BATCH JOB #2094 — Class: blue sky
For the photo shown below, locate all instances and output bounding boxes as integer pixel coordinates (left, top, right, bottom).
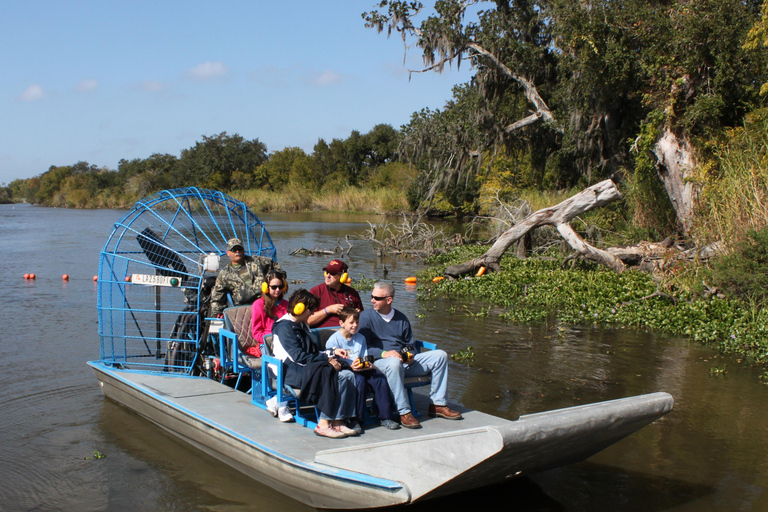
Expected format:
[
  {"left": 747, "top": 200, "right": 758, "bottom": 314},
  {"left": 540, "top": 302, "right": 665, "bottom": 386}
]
[{"left": 0, "top": 1, "right": 472, "bottom": 185}]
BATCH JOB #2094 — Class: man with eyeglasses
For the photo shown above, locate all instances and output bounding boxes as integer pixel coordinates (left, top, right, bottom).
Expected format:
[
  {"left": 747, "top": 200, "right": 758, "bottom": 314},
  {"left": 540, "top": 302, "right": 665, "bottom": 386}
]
[
  {"left": 210, "top": 238, "right": 284, "bottom": 317},
  {"left": 359, "top": 281, "right": 462, "bottom": 429},
  {"left": 308, "top": 259, "right": 364, "bottom": 328}
]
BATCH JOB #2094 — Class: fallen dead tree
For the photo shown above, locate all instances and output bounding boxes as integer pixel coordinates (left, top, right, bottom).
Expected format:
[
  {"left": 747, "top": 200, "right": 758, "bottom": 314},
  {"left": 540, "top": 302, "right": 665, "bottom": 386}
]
[
  {"left": 446, "top": 179, "right": 626, "bottom": 277},
  {"left": 446, "top": 179, "right": 726, "bottom": 278},
  {"left": 362, "top": 215, "right": 461, "bottom": 258}
]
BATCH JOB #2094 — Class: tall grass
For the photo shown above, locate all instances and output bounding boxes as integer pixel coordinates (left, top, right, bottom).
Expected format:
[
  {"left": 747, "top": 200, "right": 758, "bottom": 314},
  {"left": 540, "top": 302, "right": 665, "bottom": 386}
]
[
  {"left": 699, "top": 113, "right": 768, "bottom": 245},
  {"left": 230, "top": 186, "right": 408, "bottom": 214}
]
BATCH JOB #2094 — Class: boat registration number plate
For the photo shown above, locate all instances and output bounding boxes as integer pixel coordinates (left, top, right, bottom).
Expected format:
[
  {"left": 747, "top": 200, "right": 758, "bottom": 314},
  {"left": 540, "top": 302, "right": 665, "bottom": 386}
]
[{"left": 131, "top": 274, "right": 181, "bottom": 287}]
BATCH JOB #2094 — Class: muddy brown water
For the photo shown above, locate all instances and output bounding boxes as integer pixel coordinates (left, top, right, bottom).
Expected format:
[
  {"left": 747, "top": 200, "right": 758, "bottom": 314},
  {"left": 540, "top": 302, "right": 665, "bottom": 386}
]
[{"left": 1, "top": 203, "right": 766, "bottom": 511}]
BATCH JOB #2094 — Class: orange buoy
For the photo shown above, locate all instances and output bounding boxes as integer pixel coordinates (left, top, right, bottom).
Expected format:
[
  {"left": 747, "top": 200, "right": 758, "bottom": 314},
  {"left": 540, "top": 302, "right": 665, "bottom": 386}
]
[
  {"left": 125, "top": 276, "right": 131, "bottom": 282},
  {"left": 93, "top": 275, "right": 98, "bottom": 282},
  {"left": 29, "top": 273, "right": 36, "bottom": 280},
  {"left": 62, "top": 274, "right": 69, "bottom": 281},
  {"left": 476, "top": 266, "right": 486, "bottom": 277},
  {"left": 405, "top": 277, "right": 417, "bottom": 284},
  {"left": 432, "top": 276, "right": 444, "bottom": 283},
  {"left": 24, "top": 274, "right": 30, "bottom": 279}
]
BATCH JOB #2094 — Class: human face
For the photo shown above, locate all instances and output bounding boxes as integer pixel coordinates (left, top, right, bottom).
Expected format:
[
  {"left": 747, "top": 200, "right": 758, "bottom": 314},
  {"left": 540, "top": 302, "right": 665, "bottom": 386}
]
[
  {"left": 370, "top": 288, "right": 392, "bottom": 313},
  {"left": 227, "top": 246, "right": 245, "bottom": 265},
  {"left": 340, "top": 315, "right": 359, "bottom": 336},
  {"left": 268, "top": 278, "right": 283, "bottom": 298},
  {"left": 324, "top": 269, "right": 343, "bottom": 290}
]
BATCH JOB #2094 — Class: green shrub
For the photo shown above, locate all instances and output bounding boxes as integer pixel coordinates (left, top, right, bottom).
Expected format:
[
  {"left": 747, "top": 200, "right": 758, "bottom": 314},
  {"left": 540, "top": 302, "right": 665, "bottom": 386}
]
[{"left": 713, "top": 228, "right": 768, "bottom": 302}]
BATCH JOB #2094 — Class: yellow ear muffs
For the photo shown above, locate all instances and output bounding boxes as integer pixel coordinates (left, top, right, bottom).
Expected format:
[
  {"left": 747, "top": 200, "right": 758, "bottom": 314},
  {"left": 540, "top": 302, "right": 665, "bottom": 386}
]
[
  {"left": 261, "top": 282, "right": 269, "bottom": 294},
  {"left": 323, "top": 271, "right": 328, "bottom": 277},
  {"left": 340, "top": 272, "right": 349, "bottom": 284},
  {"left": 293, "top": 302, "right": 306, "bottom": 316}
]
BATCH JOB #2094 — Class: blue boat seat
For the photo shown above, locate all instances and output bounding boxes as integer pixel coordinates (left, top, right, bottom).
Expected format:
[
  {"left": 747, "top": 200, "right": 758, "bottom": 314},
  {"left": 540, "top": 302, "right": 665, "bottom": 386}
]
[
  {"left": 218, "top": 305, "right": 261, "bottom": 393},
  {"left": 258, "top": 333, "right": 319, "bottom": 429}
]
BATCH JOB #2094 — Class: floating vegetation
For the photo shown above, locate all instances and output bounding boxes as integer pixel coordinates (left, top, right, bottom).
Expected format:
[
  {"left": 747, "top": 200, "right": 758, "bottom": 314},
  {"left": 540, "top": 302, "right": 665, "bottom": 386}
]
[
  {"left": 451, "top": 346, "right": 475, "bottom": 363},
  {"left": 420, "top": 247, "right": 768, "bottom": 375}
]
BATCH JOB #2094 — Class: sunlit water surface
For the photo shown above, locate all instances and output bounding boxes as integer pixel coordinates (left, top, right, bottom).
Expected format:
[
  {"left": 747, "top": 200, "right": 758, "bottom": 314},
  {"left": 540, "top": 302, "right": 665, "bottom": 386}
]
[{"left": 1, "top": 203, "right": 767, "bottom": 511}]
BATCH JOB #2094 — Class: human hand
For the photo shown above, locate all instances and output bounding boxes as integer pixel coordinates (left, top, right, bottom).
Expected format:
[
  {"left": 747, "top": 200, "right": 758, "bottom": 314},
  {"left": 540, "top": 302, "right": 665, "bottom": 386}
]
[
  {"left": 328, "top": 304, "right": 344, "bottom": 315},
  {"left": 351, "top": 359, "right": 363, "bottom": 371},
  {"left": 383, "top": 350, "right": 402, "bottom": 362},
  {"left": 329, "top": 358, "right": 342, "bottom": 371},
  {"left": 334, "top": 348, "right": 348, "bottom": 359}
]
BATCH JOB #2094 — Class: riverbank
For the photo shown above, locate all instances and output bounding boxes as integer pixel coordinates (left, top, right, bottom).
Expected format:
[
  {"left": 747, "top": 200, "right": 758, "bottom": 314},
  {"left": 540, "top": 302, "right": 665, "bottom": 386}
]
[
  {"left": 422, "top": 245, "right": 768, "bottom": 379},
  {"left": 9, "top": 185, "right": 411, "bottom": 214}
]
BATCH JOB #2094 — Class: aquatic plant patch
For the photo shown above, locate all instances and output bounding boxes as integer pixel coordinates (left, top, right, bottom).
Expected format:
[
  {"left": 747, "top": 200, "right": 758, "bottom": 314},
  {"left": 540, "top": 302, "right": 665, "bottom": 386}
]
[{"left": 421, "top": 249, "right": 768, "bottom": 370}]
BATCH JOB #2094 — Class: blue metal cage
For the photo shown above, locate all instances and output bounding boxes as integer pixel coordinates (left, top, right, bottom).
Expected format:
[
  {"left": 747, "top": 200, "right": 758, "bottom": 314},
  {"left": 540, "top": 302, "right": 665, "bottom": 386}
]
[{"left": 97, "top": 188, "right": 276, "bottom": 374}]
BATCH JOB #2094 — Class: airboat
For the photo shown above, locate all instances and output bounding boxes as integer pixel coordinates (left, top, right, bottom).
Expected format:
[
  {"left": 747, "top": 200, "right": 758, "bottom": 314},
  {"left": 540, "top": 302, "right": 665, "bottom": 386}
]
[{"left": 88, "top": 187, "right": 674, "bottom": 510}]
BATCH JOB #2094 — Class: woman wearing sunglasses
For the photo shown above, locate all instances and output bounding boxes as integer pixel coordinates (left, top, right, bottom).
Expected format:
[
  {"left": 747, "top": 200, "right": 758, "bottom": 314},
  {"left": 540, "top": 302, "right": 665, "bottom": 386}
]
[{"left": 250, "top": 271, "right": 289, "bottom": 351}]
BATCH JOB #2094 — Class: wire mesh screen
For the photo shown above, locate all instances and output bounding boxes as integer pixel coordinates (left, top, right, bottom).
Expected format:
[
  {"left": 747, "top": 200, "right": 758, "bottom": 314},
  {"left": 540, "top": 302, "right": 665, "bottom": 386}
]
[{"left": 97, "top": 188, "right": 276, "bottom": 373}]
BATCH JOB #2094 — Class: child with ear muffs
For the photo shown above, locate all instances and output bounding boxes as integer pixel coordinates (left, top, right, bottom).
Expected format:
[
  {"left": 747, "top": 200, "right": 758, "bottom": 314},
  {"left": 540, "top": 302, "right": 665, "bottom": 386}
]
[
  {"left": 250, "top": 271, "right": 289, "bottom": 350},
  {"left": 271, "top": 289, "right": 359, "bottom": 438}
]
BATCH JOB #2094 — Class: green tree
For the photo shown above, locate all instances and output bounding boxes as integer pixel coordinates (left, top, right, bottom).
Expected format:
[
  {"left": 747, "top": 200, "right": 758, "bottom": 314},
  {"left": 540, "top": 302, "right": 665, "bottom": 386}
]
[
  {"left": 176, "top": 132, "right": 267, "bottom": 190},
  {"left": 366, "top": 0, "right": 768, "bottom": 231},
  {"left": 254, "top": 147, "right": 313, "bottom": 190}
]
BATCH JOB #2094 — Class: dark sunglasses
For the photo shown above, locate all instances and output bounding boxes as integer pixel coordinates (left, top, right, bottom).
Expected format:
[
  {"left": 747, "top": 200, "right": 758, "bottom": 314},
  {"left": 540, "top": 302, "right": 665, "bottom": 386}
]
[
  {"left": 228, "top": 247, "right": 244, "bottom": 253},
  {"left": 371, "top": 294, "right": 390, "bottom": 301},
  {"left": 269, "top": 284, "right": 283, "bottom": 290}
]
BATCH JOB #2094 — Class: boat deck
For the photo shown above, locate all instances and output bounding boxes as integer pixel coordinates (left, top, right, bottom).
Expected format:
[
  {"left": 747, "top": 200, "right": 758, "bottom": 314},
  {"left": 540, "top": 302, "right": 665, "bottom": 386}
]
[
  {"left": 90, "top": 361, "right": 674, "bottom": 509},
  {"left": 107, "top": 364, "right": 513, "bottom": 457}
]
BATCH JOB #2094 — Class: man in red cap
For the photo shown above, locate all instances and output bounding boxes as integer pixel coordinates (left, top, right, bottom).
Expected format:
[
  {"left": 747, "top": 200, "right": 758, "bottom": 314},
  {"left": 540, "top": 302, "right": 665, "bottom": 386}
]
[{"left": 308, "top": 259, "right": 364, "bottom": 328}]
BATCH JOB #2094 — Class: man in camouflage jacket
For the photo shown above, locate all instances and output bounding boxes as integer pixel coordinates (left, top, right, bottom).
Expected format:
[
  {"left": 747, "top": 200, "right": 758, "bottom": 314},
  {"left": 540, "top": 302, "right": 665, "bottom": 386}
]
[{"left": 210, "top": 238, "right": 285, "bottom": 317}]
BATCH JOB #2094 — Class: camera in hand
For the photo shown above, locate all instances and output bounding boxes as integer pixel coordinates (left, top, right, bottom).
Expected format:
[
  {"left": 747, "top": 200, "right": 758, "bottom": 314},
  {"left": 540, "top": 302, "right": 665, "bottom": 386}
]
[
  {"left": 356, "top": 355, "right": 375, "bottom": 369},
  {"left": 399, "top": 345, "right": 416, "bottom": 362}
]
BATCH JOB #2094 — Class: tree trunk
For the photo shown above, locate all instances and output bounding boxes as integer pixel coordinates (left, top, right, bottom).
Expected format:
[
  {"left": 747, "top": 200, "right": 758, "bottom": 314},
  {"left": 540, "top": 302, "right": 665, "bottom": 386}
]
[
  {"left": 653, "top": 128, "right": 698, "bottom": 232},
  {"left": 445, "top": 179, "right": 626, "bottom": 277}
]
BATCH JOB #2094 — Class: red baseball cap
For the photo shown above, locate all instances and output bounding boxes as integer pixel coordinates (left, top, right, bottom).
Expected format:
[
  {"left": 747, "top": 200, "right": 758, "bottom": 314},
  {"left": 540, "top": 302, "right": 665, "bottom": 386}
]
[{"left": 323, "top": 259, "right": 348, "bottom": 274}]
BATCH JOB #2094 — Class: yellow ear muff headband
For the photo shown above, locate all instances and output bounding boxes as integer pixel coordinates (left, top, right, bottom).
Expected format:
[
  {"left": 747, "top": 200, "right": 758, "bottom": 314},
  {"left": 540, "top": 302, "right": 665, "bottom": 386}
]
[
  {"left": 262, "top": 278, "right": 289, "bottom": 294},
  {"left": 324, "top": 270, "right": 350, "bottom": 284},
  {"left": 293, "top": 302, "right": 306, "bottom": 316}
]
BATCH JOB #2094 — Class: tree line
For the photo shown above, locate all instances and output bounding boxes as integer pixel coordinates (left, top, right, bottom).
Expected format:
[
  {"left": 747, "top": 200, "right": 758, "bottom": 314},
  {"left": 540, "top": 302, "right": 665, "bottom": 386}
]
[{"left": 0, "top": 124, "right": 404, "bottom": 208}]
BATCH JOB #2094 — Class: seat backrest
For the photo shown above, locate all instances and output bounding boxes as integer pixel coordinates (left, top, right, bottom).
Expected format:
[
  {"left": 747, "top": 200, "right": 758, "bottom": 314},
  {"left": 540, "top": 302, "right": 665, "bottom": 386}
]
[
  {"left": 312, "top": 327, "right": 340, "bottom": 349},
  {"left": 263, "top": 334, "right": 274, "bottom": 355},
  {"left": 223, "top": 305, "right": 255, "bottom": 350}
]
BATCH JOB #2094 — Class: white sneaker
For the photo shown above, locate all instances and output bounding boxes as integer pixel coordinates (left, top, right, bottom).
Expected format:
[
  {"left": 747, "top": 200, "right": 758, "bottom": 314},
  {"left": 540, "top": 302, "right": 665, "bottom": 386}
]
[
  {"left": 265, "top": 396, "right": 278, "bottom": 417},
  {"left": 277, "top": 404, "right": 294, "bottom": 422}
]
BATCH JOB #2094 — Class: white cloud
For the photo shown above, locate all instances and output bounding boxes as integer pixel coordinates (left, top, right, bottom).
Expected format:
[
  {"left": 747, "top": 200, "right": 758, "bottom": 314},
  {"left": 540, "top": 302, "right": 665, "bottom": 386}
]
[
  {"left": 76, "top": 79, "right": 98, "bottom": 92},
  {"left": 308, "top": 70, "right": 342, "bottom": 86},
  {"left": 134, "top": 81, "right": 167, "bottom": 92},
  {"left": 186, "top": 61, "right": 229, "bottom": 81},
  {"left": 19, "top": 84, "right": 45, "bottom": 102}
]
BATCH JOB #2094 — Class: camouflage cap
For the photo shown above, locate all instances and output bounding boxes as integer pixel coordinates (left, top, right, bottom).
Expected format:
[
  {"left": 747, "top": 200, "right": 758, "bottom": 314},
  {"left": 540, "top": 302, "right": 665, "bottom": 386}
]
[{"left": 226, "top": 238, "right": 244, "bottom": 251}]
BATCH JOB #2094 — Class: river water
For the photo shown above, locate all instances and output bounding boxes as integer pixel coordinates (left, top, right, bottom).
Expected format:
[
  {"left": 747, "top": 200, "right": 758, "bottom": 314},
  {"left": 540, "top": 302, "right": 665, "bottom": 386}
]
[{"left": 1, "top": 202, "right": 767, "bottom": 511}]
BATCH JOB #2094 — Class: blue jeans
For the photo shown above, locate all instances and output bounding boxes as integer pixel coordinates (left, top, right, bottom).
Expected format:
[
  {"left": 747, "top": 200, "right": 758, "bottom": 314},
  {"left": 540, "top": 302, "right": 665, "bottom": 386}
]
[
  {"left": 373, "top": 349, "right": 449, "bottom": 415},
  {"left": 318, "top": 369, "right": 356, "bottom": 421}
]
